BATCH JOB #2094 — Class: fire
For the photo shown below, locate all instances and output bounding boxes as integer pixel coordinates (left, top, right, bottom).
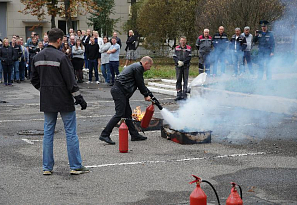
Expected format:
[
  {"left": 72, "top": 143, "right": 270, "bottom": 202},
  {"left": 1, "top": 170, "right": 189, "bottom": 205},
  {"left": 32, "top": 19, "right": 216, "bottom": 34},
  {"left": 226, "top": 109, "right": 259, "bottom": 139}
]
[{"left": 132, "top": 106, "right": 145, "bottom": 121}]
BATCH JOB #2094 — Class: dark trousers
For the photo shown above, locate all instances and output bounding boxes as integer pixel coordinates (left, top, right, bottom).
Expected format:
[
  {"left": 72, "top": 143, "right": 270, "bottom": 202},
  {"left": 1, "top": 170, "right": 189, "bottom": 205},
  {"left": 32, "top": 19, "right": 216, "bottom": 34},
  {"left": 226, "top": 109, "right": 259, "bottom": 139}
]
[
  {"left": 109, "top": 61, "right": 119, "bottom": 84},
  {"left": 213, "top": 51, "right": 226, "bottom": 75},
  {"left": 2, "top": 64, "right": 12, "bottom": 84},
  {"left": 198, "top": 52, "right": 211, "bottom": 74},
  {"left": 258, "top": 51, "right": 272, "bottom": 80},
  {"left": 175, "top": 66, "right": 189, "bottom": 97},
  {"left": 19, "top": 61, "right": 26, "bottom": 81},
  {"left": 72, "top": 58, "right": 84, "bottom": 82},
  {"left": 243, "top": 51, "right": 253, "bottom": 74},
  {"left": 88, "top": 59, "right": 99, "bottom": 81},
  {"left": 101, "top": 86, "right": 139, "bottom": 138}
]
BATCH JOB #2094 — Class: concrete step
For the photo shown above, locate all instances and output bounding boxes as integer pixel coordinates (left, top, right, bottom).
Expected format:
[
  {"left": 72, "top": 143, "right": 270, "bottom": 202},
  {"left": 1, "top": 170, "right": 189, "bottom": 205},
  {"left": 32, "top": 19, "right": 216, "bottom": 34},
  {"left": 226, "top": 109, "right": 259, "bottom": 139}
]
[
  {"left": 148, "top": 82, "right": 176, "bottom": 90},
  {"left": 147, "top": 86, "right": 177, "bottom": 96}
]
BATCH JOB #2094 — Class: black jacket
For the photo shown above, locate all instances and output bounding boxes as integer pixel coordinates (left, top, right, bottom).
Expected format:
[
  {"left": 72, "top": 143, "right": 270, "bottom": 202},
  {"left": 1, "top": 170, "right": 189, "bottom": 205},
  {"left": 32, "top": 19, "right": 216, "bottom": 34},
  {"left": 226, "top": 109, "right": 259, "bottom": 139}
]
[
  {"left": 0, "top": 45, "right": 15, "bottom": 65},
  {"left": 10, "top": 43, "right": 22, "bottom": 61},
  {"left": 125, "top": 35, "right": 137, "bottom": 51},
  {"left": 173, "top": 44, "right": 192, "bottom": 66},
  {"left": 29, "top": 42, "right": 38, "bottom": 60},
  {"left": 86, "top": 43, "right": 99, "bottom": 60},
  {"left": 230, "top": 35, "right": 247, "bottom": 52},
  {"left": 31, "top": 45, "right": 79, "bottom": 112},
  {"left": 115, "top": 62, "right": 150, "bottom": 98},
  {"left": 212, "top": 32, "right": 229, "bottom": 51}
]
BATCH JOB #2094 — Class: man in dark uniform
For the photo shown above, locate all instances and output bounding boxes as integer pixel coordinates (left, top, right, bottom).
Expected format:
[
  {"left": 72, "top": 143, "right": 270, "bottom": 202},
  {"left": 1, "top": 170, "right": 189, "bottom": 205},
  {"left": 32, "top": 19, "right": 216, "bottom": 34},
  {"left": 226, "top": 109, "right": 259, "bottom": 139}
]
[
  {"left": 254, "top": 20, "right": 275, "bottom": 80},
  {"left": 31, "top": 28, "right": 89, "bottom": 175},
  {"left": 212, "top": 26, "right": 229, "bottom": 76},
  {"left": 99, "top": 56, "right": 154, "bottom": 145},
  {"left": 173, "top": 36, "right": 192, "bottom": 101}
]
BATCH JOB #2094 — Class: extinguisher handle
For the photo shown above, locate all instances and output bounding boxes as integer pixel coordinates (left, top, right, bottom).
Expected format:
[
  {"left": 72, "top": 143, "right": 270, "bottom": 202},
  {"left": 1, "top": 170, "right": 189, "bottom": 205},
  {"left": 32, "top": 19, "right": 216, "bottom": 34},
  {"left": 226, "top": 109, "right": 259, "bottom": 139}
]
[{"left": 231, "top": 182, "right": 243, "bottom": 200}]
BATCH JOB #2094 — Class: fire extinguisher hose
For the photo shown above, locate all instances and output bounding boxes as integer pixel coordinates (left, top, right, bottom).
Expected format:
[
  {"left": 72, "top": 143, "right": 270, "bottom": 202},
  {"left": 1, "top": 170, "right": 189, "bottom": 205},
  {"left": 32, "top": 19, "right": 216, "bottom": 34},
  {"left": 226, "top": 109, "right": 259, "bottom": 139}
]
[{"left": 201, "top": 180, "right": 221, "bottom": 205}]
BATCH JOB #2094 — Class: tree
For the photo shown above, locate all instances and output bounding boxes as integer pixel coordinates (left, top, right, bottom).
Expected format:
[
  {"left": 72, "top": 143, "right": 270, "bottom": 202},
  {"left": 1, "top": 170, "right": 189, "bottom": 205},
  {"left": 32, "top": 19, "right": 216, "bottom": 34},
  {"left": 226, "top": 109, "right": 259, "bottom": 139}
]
[
  {"left": 135, "top": 0, "right": 198, "bottom": 53},
  {"left": 20, "top": 0, "right": 99, "bottom": 30},
  {"left": 88, "top": 0, "right": 118, "bottom": 37},
  {"left": 20, "top": 0, "right": 59, "bottom": 28},
  {"left": 134, "top": 0, "right": 285, "bottom": 55}
]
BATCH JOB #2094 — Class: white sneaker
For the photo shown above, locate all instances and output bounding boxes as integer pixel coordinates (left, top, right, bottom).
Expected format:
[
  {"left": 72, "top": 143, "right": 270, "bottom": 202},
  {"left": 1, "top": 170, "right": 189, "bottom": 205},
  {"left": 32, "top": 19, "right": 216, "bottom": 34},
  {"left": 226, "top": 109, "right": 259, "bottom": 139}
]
[
  {"left": 96, "top": 81, "right": 100, "bottom": 84},
  {"left": 86, "top": 81, "right": 91, "bottom": 84}
]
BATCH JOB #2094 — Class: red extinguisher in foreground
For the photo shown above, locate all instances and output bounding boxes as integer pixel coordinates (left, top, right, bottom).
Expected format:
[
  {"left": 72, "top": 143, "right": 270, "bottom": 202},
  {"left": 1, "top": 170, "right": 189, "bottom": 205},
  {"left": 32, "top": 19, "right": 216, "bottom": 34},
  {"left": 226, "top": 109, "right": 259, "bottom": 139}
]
[
  {"left": 226, "top": 182, "right": 243, "bottom": 205},
  {"left": 190, "top": 175, "right": 221, "bottom": 205},
  {"left": 141, "top": 94, "right": 163, "bottom": 129},
  {"left": 119, "top": 119, "right": 128, "bottom": 153}
]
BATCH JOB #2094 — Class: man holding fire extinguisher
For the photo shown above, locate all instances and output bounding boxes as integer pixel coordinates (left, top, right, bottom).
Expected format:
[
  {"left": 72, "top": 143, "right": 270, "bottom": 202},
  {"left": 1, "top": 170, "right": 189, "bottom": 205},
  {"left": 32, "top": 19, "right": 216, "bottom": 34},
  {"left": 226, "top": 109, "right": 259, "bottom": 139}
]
[{"left": 99, "top": 56, "right": 154, "bottom": 145}]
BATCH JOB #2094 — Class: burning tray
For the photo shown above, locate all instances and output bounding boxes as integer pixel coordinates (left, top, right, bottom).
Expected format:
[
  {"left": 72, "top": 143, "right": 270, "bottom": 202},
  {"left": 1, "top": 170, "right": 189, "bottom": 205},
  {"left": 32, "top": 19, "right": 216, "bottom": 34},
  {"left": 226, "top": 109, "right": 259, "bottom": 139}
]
[{"left": 161, "top": 124, "right": 211, "bottom": 144}]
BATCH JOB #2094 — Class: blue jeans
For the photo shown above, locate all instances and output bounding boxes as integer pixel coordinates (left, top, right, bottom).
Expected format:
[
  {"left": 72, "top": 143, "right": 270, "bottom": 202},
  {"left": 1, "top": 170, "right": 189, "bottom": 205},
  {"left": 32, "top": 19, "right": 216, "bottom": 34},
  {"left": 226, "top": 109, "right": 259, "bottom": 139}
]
[
  {"left": 109, "top": 61, "right": 119, "bottom": 84},
  {"left": 88, "top": 59, "right": 99, "bottom": 81},
  {"left": 213, "top": 50, "right": 226, "bottom": 75},
  {"left": 43, "top": 111, "right": 82, "bottom": 171},
  {"left": 101, "top": 63, "right": 111, "bottom": 83},
  {"left": 232, "top": 51, "right": 244, "bottom": 75},
  {"left": 11, "top": 61, "right": 20, "bottom": 81}
]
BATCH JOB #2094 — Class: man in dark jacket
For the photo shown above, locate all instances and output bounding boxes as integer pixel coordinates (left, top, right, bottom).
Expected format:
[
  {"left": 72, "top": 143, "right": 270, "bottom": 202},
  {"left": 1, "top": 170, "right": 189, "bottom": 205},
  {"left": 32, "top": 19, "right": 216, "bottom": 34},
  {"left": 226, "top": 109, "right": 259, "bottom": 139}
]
[
  {"left": 230, "top": 28, "right": 247, "bottom": 76},
  {"left": 173, "top": 36, "right": 192, "bottom": 101},
  {"left": 99, "top": 56, "right": 153, "bottom": 145},
  {"left": 28, "top": 37, "right": 38, "bottom": 79},
  {"left": 31, "top": 28, "right": 89, "bottom": 175},
  {"left": 0, "top": 38, "right": 15, "bottom": 86},
  {"left": 124, "top": 30, "right": 137, "bottom": 67},
  {"left": 212, "top": 26, "right": 229, "bottom": 76},
  {"left": 254, "top": 20, "right": 275, "bottom": 80},
  {"left": 196, "top": 29, "right": 213, "bottom": 74},
  {"left": 86, "top": 36, "right": 100, "bottom": 84},
  {"left": 10, "top": 37, "right": 22, "bottom": 83}
]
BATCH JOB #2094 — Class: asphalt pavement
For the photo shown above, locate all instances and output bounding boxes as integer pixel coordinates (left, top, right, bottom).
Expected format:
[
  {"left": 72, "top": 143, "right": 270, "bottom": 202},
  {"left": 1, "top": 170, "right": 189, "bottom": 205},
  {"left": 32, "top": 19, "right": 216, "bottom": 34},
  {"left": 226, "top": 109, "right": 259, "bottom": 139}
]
[{"left": 0, "top": 80, "right": 296, "bottom": 205}]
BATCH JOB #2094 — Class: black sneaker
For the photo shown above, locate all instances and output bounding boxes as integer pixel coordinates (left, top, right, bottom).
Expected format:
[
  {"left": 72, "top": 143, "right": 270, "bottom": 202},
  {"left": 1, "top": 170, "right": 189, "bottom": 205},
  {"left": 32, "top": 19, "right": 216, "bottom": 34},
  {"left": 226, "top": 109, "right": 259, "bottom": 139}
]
[
  {"left": 70, "top": 166, "right": 90, "bottom": 175},
  {"left": 131, "top": 135, "right": 147, "bottom": 141},
  {"left": 99, "top": 136, "right": 115, "bottom": 145}
]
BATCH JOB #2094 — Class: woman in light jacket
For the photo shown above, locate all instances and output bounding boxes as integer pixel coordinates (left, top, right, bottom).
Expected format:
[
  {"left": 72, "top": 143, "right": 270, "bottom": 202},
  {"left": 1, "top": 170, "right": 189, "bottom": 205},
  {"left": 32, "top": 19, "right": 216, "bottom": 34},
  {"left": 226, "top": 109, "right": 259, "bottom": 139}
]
[
  {"left": 72, "top": 39, "right": 85, "bottom": 83},
  {"left": 99, "top": 36, "right": 111, "bottom": 84}
]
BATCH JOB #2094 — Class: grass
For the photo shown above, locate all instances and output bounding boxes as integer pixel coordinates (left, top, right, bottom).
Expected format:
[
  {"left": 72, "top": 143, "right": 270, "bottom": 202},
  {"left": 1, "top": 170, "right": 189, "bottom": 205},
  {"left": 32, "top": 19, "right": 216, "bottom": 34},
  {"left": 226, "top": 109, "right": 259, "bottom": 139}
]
[{"left": 119, "top": 57, "right": 200, "bottom": 79}]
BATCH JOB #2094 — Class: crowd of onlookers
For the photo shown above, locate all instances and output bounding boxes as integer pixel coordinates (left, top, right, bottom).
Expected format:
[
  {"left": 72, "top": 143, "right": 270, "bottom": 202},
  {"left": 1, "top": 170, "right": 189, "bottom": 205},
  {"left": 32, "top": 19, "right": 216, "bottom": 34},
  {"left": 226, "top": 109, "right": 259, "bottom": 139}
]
[
  {"left": 0, "top": 28, "right": 138, "bottom": 86},
  {"left": 0, "top": 21, "right": 274, "bottom": 88}
]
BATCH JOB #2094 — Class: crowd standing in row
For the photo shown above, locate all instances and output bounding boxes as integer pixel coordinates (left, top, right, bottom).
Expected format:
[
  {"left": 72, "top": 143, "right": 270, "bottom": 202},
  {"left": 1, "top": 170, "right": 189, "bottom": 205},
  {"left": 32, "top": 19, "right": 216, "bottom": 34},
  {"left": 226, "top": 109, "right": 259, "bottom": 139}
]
[
  {"left": 0, "top": 28, "right": 137, "bottom": 86},
  {"left": 173, "top": 20, "right": 275, "bottom": 101}
]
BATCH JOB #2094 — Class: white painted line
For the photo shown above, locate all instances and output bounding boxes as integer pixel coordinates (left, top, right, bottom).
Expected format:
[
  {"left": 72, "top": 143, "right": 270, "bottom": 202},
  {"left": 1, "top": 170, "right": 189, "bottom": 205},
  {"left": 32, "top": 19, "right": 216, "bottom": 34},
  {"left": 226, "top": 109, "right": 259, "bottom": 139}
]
[
  {"left": 86, "top": 152, "right": 266, "bottom": 168},
  {"left": 22, "top": 139, "right": 35, "bottom": 145}
]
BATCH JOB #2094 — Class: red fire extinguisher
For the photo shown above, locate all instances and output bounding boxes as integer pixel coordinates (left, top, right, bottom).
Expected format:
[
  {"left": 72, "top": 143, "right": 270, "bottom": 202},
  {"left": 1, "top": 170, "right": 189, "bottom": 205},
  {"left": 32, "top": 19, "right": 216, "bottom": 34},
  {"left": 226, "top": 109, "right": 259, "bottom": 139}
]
[
  {"left": 119, "top": 119, "right": 128, "bottom": 153},
  {"left": 189, "top": 175, "right": 221, "bottom": 205},
  {"left": 141, "top": 103, "right": 154, "bottom": 129},
  {"left": 226, "top": 182, "right": 243, "bottom": 205}
]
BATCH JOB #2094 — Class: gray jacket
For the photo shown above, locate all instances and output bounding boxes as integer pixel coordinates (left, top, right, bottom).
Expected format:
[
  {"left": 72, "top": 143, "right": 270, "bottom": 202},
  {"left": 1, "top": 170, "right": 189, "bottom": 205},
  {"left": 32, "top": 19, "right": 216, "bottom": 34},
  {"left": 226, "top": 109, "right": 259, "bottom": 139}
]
[
  {"left": 72, "top": 46, "right": 85, "bottom": 59},
  {"left": 99, "top": 42, "right": 111, "bottom": 64},
  {"left": 241, "top": 33, "right": 253, "bottom": 51}
]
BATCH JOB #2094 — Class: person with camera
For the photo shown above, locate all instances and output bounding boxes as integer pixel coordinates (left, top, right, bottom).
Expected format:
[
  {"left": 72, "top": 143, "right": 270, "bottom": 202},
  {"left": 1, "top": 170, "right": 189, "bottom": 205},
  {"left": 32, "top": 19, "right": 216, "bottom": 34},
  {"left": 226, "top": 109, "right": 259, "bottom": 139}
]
[
  {"left": 31, "top": 28, "right": 89, "bottom": 175},
  {"left": 254, "top": 20, "right": 275, "bottom": 80}
]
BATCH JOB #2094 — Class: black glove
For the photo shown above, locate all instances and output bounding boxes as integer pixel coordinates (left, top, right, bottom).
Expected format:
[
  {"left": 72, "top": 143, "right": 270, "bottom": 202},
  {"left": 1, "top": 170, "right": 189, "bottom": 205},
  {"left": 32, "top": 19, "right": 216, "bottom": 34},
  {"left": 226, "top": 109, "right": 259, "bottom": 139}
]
[{"left": 74, "top": 95, "right": 87, "bottom": 110}]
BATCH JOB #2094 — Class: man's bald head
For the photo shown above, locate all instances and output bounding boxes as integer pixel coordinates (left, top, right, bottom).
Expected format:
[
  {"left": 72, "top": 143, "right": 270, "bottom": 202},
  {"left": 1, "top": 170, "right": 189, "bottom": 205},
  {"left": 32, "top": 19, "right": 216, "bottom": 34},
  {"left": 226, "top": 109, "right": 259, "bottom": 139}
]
[{"left": 141, "top": 56, "right": 153, "bottom": 71}]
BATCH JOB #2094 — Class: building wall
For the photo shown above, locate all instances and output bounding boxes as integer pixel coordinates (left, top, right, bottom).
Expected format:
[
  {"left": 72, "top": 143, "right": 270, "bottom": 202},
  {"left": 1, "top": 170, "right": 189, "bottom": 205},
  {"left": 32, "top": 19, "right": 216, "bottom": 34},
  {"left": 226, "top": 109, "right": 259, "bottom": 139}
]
[{"left": 4, "top": 0, "right": 92, "bottom": 40}]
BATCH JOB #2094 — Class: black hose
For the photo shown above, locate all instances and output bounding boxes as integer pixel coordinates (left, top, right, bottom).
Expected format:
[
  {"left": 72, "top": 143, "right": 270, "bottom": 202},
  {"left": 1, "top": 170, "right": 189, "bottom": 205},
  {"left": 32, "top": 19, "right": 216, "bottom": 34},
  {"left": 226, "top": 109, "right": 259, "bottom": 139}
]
[
  {"left": 201, "top": 180, "right": 221, "bottom": 205},
  {"left": 237, "top": 184, "right": 243, "bottom": 199}
]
